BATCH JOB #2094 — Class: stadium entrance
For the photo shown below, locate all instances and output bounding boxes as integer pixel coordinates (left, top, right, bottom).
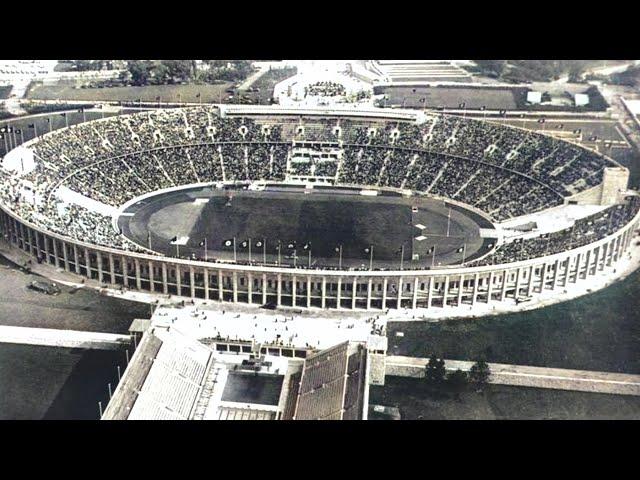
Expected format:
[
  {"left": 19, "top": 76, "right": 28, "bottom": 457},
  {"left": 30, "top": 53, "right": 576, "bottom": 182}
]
[{"left": 118, "top": 184, "right": 496, "bottom": 270}]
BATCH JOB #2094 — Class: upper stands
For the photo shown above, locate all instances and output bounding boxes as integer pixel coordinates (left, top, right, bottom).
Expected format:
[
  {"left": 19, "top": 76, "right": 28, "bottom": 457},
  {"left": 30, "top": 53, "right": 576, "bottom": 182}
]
[{"left": 291, "top": 341, "right": 367, "bottom": 420}]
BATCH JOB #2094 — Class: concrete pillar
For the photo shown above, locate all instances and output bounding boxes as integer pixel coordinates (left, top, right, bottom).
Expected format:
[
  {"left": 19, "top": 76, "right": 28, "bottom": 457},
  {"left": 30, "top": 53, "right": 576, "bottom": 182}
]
[
  {"left": 367, "top": 278, "right": 373, "bottom": 310},
  {"left": 321, "top": 276, "right": 327, "bottom": 309},
  {"left": 203, "top": 268, "right": 209, "bottom": 300},
  {"left": 84, "top": 248, "right": 91, "bottom": 278},
  {"left": 247, "top": 273, "right": 253, "bottom": 304},
  {"left": 218, "top": 270, "right": 223, "bottom": 301},
  {"left": 500, "top": 269, "right": 508, "bottom": 301},
  {"left": 232, "top": 271, "right": 238, "bottom": 303},
  {"left": 175, "top": 264, "right": 181, "bottom": 295},
  {"left": 52, "top": 238, "right": 60, "bottom": 268},
  {"left": 121, "top": 255, "right": 128, "bottom": 286},
  {"left": 514, "top": 268, "right": 522, "bottom": 298},
  {"left": 306, "top": 276, "right": 311, "bottom": 308},
  {"left": 134, "top": 258, "right": 142, "bottom": 290},
  {"left": 412, "top": 277, "right": 419, "bottom": 309},
  {"left": 472, "top": 273, "right": 480, "bottom": 305},
  {"left": 19, "top": 223, "right": 26, "bottom": 250},
  {"left": 615, "top": 233, "right": 625, "bottom": 261},
  {"left": 107, "top": 254, "right": 115, "bottom": 285},
  {"left": 27, "top": 228, "right": 35, "bottom": 257},
  {"left": 443, "top": 275, "right": 450, "bottom": 307},
  {"left": 572, "top": 253, "right": 581, "bottom": 283},
  {"left": 536, "top": 264, "right": 544, "bottom": 293},
  {"left": 336, "top": 277, "right": 342, "bottom": 308},
  {"left": 457, "top": 274, "right": 464, "bottom": 306},
  {"left": 427, "top": 277, "right": 433, "bottom": 308},
  {"left": 382, "top": 278, "right": 388, "bottom": 310},
  {"left": 97, "top": 252, "right": 103, "bottom": 283},
  {"left": 73, "top": 244, "right": 80, "bottom": 274},
  {"left": 190, "top": 266, "right": 196, "bottom": 298},
  {"left": 598, "top": 243, "right": 608, "bottom": 271},
  {"left": 552, "top": 259, "right": 560, "bottom": 290},
  {"left": 562, "top": 255, "right": 571, "bottom": 286},
  {"left": 262, "top": 273, "right": 267, "bottom": 305},
  {"left": 43, "top": 235, "right": 51, "bottom": 265},
  {"left": 606, "top": 239, "right": 615, "bottom": 266},
  {"left": 34, "top": 231, "right": 42, "bottom": 259},
  {"left": 62, "top": 240, "right": 70, "bottom": 272},
  {"left": 291, "top": 275, "right": 297, "bottom": 307},
  {"left": 487, "top": 271, "right": 494, "bottom": 303},
  {"left": 162, "top": 263, "right": 168, "bottom": 294},
  {"left": 276, "top": 273, "right": 282, "bottom": 306},
  {"left": 397, "top": 277, "right": 403, "bottom": 309},
  {"left": 352, "top": 277, "right": 357, "bottom": 310},
  {"left": 148, "top": 261, "right": 155, "bottom": 292}
]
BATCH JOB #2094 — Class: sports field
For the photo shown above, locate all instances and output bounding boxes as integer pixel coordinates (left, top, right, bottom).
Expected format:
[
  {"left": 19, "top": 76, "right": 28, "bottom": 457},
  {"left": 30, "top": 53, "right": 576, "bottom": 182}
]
[
  {"left": 378, "top": 86, "right": 520, "bottom": 110},
  {"left": 496, "top": 117, "right": 628, "bottom": 144},
  {"left": 119, "top": 186, "right": 493, "bottom": 269},
  {"left": 27, "top": 81, "right": 235, "bottom": 103}
]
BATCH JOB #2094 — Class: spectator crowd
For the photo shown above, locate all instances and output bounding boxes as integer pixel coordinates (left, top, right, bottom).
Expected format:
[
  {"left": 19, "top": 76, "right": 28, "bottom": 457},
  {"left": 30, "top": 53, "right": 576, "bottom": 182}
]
[{"left": 0, "top": 106, "right": 629, "bottom": 267}]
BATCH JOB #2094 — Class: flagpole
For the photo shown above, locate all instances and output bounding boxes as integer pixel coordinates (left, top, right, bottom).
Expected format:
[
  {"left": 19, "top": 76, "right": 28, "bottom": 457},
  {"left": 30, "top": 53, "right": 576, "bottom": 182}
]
[
  {"left": 400, "top": 244, "right": 404, "bottom": 271},
  {"left": 277, "top": 241, "right": 281, "bottom": 266},
  {"left": 369, "top": 245, "right": 374, "bottom": 270},
  {"left": 446, "top": 207, "right": 451, "bottom": 237},
  {"left": 308, "top": 249, "right": 311, "bottom": 268},
  {"left": 263, "top": 238, "right": 266, "bottom": 265},
  {"left": 248, "top": 237, "right": 252, "bottom": 263},
  {"left": 204, "top": 237, "right": 208, "bottom": 262},
  {"left": 339, "top": 245, "right": 343, "bottom": 269},
  {"left": 462, "top": 242, "right": 467, "bottom": 264},
  {"left": 233, "top": 236, "right": 237, "bottom": 262},
  {"left": 431, "top": 245, "right": 436, "bottom": 268},
  {"left": 147, "top": 229, "right": 152, "bottom": 250}
]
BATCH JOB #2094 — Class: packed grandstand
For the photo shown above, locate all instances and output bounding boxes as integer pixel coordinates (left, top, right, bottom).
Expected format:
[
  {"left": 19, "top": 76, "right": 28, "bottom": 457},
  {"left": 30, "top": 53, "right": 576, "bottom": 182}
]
[{"left": 1, "top": 105, "right": 638, "bottom": 312}]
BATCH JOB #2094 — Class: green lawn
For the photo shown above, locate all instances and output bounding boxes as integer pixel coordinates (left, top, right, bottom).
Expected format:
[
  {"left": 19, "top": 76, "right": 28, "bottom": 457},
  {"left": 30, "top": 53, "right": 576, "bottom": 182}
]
[
  {"left": 243, "top": 67, "right": 297, "bottom": 104},
  {"left": 387, "top": 268, "right": 640, "bottom": 374},
  {"left": 369, "top": 376, "right": 640, "bottom": 419},
  {"left": 27, "top": 81, "right": 235, "bottom": 103}
]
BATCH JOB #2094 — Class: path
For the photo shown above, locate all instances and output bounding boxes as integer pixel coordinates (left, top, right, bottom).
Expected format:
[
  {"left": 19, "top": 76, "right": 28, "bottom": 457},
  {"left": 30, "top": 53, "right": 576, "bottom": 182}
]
[{"left": 386, "top": 356, "right": 640, "bottom": 396}]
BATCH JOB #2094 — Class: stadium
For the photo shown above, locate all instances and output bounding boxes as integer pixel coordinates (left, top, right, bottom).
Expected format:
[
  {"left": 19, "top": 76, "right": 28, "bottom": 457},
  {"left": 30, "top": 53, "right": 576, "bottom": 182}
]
[{"left": 1, "top": 104, "right": 639, "bottom": 314}]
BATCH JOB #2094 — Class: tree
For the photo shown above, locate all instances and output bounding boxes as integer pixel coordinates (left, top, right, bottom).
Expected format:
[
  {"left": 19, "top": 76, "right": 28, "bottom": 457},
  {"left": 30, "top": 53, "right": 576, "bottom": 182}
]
[
  {"left": 127, "top": 60, "right": 152, "bottom": 86},
  {"left": 425, "top": 354, "right": 446, "bottom": 384},
  {"left": 469, "top": 359, "right": 491, "bottom": 385},
  {"left": 446, "top": 369, "right": 468, "bottom": 398},
  {"left": 160, "top": 60, "right": 195, "bottom": 83}
]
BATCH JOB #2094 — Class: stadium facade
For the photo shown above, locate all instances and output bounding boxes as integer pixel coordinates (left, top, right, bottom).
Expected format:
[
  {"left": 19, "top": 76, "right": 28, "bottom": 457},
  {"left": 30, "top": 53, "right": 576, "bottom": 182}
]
[{"left": 1, "top": 105, "right": 639, "bottom": 314}]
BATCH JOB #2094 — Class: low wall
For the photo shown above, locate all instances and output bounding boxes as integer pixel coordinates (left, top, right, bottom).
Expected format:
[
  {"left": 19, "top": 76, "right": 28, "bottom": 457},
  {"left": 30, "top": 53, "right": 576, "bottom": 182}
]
[
  {"left": 0, "top": 325, "right": 131, "bottom": 350},
  {"left": 386, "top": 356, "right": 640, "bottom": 396}
]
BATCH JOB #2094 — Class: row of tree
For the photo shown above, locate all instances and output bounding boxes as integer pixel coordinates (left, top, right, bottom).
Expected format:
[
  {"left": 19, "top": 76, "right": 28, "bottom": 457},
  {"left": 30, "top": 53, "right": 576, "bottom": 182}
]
[
  {"left": 472, "top": 60, "right": 603, "bottom": 84},
  {"left": 121, "top": 60, "right": 254, "bottom": 87},
  {"left": 425, "top": 355, "right": 491, "bottom": 396}
]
